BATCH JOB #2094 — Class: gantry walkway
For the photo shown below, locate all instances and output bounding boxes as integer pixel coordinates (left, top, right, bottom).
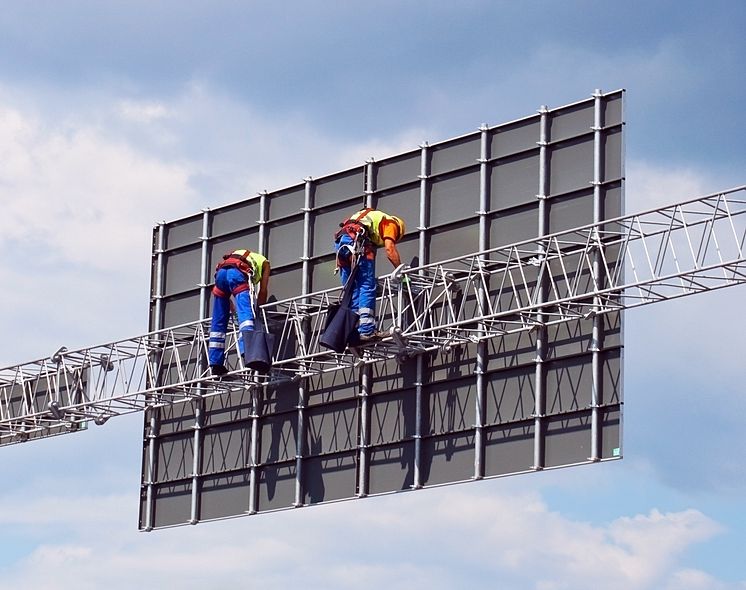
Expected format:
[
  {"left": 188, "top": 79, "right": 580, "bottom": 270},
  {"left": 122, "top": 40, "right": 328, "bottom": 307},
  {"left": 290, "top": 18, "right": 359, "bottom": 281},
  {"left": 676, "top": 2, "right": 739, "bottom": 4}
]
[{"left": 2, "top": 185, "right": 745, "bottom": 446}]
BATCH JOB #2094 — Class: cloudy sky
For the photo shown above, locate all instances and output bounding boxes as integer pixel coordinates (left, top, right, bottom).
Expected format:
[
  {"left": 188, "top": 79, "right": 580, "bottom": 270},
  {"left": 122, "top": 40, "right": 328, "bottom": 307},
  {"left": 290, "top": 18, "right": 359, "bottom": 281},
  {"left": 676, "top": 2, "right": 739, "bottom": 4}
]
[{"left": 1, "top": 1, "right": 745, "bottom": 588}]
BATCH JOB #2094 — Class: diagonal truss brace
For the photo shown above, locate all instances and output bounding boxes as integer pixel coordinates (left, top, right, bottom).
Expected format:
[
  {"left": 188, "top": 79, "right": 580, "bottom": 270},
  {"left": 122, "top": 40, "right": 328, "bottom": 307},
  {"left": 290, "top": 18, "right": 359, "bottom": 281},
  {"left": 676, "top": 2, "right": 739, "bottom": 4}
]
[{"left": 1, "top": 185, "right": 745, "bottom": 446}]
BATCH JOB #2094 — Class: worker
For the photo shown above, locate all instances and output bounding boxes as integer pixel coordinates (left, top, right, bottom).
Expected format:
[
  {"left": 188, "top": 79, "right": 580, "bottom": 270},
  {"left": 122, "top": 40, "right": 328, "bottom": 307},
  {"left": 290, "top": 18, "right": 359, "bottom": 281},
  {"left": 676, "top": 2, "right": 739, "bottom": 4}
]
[
  {"left": 333, "top": 208, "right": 405, "bottom": 341},
  {"left": 208, "top": 248, "right": 270, "bottom": 376}
]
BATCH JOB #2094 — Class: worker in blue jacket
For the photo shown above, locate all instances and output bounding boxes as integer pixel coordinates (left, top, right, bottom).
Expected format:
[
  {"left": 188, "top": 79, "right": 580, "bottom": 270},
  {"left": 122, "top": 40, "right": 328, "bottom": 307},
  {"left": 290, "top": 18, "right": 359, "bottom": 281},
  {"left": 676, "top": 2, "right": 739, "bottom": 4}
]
[{"left": 208, "top": 248, "right": 270, "bottom": 376}]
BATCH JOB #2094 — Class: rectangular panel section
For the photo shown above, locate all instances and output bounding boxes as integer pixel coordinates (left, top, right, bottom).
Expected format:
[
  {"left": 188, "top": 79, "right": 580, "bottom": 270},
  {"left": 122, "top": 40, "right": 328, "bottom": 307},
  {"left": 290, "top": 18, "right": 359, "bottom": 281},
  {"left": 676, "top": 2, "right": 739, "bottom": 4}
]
[
  {"left": 307, "top": 368, "right": 360, "bottom": 406},
  {"left": 374, "top": 184, "right": 420, "bottom": 235},
  {"left": 369, "top": 389, "right": 417, "bottom": 446},
  {"left": 547, "top": 190, "right": 595, "bottom": 234},
  {"left": 259, "top": 412, "right": 297, "bottom": 464},
  {"left": 368, "top": 441, "right": 416, "bottom": 494},
  {"left": 306, "top": 400, "right": 358, "bottom": 455},
  {"left": 603, "top": 128, "right": 623, "bottom": 182},
  {"left": 429, "top": 167, "right": 480, "bottom": 227},
  {"left": 421, "top": 431, "right": 475, "bottom": 486},
  {"left": 485, "top": 365, "right": 535, "bottom": 426},
  {"left": 212, "top": 198, "right": 261, "bottom": 238},
  {"left": 602, "top": 92, "right": 624, "bottom": 127},
  {"left": 548, "top": 137, "right": 594, "bottom": 197},
  {"left": 155, "top": 433, "right": 193, "bottom": 481},
  {"left": 162, "top": 245, "right": 202, "bottom": 296},
  {"left": 152, "top": 481, "right": 192, "bottom": 528},
  {"left": 430, "top": 133, "right": 480, "bottom": 176},
  {"left": 257, "top": 461, "right": 296, "bottom": 512},
  {"left": 375, "top": 150, "right": 420, "bottom": 192},
  {"left": 310, "top": 255, "right": 340, "bottom": 294},
  {"left": 164, "top": 215, "right": 202, "bottom": 250},
  {"left": 302, "top": 451, "right": 357, "bottom": 504},
  {"left": 429, "top": 220, "right": 480, "bottom": 262},
  {"left": 490, "top": 152, "right": 540, "bottom": 210},
  {"left": 314, "top": 168, "right": 365, "bottom": 209},
  {"left": 203, "top": 389, "right": 255, "bottom": 427},
  {"left": 209, "top": 230, "right": 260, "bottom": 267},
  {"left": 201, "top": 423, "right": 250, "bottom": 475},
  {"left": 266, "top": 216, "right": 304, "bottom": 268},
  {"left": 490, "top": 117, "right": 540, "bottom": 159},
  {"left": 311, "top": 199, "right": 363, "bottom": 258},
  {"left": 425, "top": 376, "right": 476, "bottom": 435},
  {"left": 267, "top": 186, "right": 305, "bottom": 221},
  {"left": 199, "top": 471, "right": 251, "bottom": 521},
  {"left": 266, "top": 263, "right": 304, "bottom": 303},
  {"left": 549, "top": 102, "right": 593, "bottom": 143},
  {"left": 544, "top": 411, "right": 592, "bottom": 468},
  {"left": 484, "top": 421, "right": 535, "bottom": 476},
  {"left": 601, "top": 405, "right": 622, "bottom": 459},
  {"left": 489, "top": 204, "right": 538, "bottom": 249},
  {"left": 545, "top": 356, "right": 593, "bottom": 416},
  {"left": 160, "top": 291, "right": 200, "bottom": 329}
]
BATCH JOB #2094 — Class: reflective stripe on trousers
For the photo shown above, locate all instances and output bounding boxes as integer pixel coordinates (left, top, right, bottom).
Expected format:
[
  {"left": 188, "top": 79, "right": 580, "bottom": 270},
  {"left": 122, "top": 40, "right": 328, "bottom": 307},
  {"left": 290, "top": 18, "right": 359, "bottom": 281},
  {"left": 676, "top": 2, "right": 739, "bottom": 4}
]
[
  {"left": 209, "top": 267, "right": 255, "bottom": 366},
  {"left": 335, "top": 234, "right": 377, "bottom": 336}
]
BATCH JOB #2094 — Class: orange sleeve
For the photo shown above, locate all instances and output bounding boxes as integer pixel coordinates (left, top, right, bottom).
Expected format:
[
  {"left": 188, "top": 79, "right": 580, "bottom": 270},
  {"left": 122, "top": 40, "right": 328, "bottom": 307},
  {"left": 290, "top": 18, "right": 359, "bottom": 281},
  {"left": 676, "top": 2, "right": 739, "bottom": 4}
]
[{"left": 380, "top": 219, "right": 399, "bottom": 242}]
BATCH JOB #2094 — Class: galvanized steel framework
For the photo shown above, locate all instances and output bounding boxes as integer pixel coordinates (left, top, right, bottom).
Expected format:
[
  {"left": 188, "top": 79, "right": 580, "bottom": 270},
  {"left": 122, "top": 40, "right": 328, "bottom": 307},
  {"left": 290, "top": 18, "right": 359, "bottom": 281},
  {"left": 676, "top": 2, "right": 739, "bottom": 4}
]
[
  {"left": 2, "top": 184, "right": 745, "bottom": 436},
  {"left": 7, "top": 90, "right": 736, "bottom": 530}
]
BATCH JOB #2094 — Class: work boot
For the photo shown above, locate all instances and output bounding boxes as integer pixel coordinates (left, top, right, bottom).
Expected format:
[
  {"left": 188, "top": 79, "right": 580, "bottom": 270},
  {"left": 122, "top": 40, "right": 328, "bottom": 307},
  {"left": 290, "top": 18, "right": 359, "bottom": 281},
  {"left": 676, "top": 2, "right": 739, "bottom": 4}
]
[
  {"left": 210, "top": 364, "right": 228, "bottom": 377},
  {"left": 358, "top": 331, "right": 383, "bottom": 343}
]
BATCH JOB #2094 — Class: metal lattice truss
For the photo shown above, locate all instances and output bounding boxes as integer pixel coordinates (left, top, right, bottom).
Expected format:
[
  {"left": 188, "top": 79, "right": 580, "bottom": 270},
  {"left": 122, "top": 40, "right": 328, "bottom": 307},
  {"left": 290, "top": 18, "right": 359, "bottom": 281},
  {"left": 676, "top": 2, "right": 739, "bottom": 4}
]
[{"left": 2, "top": 185, "right": 744, "bottom": 446}]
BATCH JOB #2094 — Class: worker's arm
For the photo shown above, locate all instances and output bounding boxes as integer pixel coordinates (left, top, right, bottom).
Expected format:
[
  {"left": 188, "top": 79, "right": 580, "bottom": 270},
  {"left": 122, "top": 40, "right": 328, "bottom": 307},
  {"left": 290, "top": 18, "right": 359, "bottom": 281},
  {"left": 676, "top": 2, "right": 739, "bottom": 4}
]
[
  {"left": 257, "top": 261, "right": 271, "bottom": 306},
  {"left": 383, "top": 238, "right": 401, "bottom": 268}
]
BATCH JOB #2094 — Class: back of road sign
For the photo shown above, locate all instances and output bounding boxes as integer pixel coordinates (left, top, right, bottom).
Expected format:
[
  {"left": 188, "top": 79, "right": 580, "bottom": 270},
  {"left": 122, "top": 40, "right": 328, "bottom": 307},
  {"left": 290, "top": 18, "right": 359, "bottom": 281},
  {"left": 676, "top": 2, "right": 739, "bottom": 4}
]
[{"left": 139, "top": 90, "right": 624, "bottom": 530}]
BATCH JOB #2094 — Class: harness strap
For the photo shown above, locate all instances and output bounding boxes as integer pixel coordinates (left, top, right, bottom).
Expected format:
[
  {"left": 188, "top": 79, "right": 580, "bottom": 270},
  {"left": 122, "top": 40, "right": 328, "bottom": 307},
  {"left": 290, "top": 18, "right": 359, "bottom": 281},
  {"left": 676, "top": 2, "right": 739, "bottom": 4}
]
[{"left": 334, "top": 207, "right": 374, "bottom": 242}]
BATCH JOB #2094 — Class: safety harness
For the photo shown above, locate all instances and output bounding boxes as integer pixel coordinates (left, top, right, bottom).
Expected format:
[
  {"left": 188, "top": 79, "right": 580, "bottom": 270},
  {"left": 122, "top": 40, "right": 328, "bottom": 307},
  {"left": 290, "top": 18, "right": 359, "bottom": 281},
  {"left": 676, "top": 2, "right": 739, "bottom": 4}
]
[
  {"left": 213, "top": 250, "right": 255, "bottom": 297},
  {"left": 334, "top": 208, "right": 375, "bottom": 274},
  {"left": 334, "top": 208, "right": 374, "bottom": 243}
]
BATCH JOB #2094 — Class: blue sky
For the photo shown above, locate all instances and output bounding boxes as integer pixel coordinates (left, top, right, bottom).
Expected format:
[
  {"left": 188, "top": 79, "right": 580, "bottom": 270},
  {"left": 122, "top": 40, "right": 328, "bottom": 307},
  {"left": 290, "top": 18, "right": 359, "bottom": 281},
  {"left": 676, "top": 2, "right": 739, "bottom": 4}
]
[{"left": 1, "top": 1, "right": 745, "bottom": 588}]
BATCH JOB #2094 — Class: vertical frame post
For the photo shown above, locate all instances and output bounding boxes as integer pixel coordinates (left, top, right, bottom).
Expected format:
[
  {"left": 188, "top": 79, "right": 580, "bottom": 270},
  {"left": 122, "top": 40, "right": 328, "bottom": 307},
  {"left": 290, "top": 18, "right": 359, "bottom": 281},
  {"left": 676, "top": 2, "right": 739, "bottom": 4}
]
[
  {"left": 474, "top": 124, "right": 490, "bottom": 480},
  {"left": 143, "top": 221, "right": 166, "bottom": 531},
  {"left": 533, "top": 105, "right": 549, "bottom": 471},
  {"left": 590, "top": 89, "right": 604, "bottom": 461},
  {"left": 413, "top": 141, "right": 430, "bottom": 489}
]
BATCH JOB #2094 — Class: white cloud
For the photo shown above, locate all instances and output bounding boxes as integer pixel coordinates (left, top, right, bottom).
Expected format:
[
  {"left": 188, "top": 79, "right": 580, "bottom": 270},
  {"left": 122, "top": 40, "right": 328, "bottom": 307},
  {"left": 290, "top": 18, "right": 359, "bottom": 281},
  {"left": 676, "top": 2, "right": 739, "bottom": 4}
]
[
  {"left": 0, "top": 484, "right": 732, "bottom": 590},
  {"left": 117, "top": 99, "right": 170, "bottom": 123}
]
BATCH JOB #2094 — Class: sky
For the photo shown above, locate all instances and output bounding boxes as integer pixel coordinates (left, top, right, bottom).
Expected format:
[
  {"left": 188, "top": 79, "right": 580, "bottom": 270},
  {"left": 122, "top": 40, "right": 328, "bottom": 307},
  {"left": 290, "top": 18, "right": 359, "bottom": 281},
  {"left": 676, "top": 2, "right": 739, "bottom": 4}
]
[{"left": 1, "top": 1, "right": 745, "bottom": 588}]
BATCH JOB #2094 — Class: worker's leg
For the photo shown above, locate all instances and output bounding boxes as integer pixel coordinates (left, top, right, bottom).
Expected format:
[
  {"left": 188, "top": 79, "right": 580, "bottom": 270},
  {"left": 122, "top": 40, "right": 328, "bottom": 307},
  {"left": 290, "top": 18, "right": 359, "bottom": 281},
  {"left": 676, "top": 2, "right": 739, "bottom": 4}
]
[
  {"left": 226, "top": 267, "right": 254, "bottom": 355},
  {"left": 357, "top": 253, "right": 377, "bottom": 337},
  {"left": 208, "top": 269, "right": 232, "bottom": 367}
]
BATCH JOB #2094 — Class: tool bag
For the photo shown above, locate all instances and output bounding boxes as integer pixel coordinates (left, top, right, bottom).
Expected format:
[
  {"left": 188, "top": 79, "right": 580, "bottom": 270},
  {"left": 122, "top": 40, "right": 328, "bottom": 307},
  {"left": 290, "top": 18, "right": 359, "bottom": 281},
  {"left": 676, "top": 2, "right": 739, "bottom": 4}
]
[
  {"left": 319, "top": 264, "right": 360, "bottom": 353},
  {"left": 241, "top": 287, "right": 275, "bottom": 373}
]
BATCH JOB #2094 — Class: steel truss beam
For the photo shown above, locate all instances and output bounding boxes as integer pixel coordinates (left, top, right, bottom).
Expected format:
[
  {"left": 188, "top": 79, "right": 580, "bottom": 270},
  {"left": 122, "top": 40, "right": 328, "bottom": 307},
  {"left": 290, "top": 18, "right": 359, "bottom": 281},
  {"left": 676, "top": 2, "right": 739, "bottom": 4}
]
[{"left": 1, "top": 185, "right": 744, "bottom": 446}]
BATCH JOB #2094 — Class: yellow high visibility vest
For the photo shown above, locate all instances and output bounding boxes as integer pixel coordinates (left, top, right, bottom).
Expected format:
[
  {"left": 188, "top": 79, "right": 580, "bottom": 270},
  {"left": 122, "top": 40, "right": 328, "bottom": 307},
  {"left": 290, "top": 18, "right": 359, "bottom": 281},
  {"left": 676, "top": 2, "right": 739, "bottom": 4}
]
[
  {"left": 349, "top": 209, "right": 390, "bottom": 247},
  {"left": 230, "top": 249, "right": 267, "bottom": 284}
]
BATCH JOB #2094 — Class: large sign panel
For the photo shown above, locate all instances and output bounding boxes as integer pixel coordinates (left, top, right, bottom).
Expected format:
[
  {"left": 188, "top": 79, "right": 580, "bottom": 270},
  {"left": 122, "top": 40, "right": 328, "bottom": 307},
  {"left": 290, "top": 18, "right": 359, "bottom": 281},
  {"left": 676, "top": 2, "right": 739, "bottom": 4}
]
[{"left": 140, "top": 90, "right": 625, "bottom": 530}]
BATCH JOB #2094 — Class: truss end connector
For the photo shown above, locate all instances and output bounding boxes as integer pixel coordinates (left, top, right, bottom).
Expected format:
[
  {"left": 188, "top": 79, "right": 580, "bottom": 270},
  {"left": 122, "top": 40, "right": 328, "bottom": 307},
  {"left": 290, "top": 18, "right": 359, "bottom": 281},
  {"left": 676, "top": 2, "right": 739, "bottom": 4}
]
[
  {"left": 51, "top": 346, "right": 68, "bottom": 364},
  {"left": 48, "top": 400, "right": 66, "bottom": 421},
  {"left": 94, "top": 414, "right": 109, "bottom": 426}
]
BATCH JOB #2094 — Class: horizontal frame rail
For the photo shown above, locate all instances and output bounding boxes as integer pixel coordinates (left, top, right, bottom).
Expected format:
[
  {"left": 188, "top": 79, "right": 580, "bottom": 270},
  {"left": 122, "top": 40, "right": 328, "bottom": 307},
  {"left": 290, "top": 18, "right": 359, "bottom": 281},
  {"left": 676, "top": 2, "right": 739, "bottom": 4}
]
[{"left": 1, "top": 185, "right": 744, "bottom": 445}]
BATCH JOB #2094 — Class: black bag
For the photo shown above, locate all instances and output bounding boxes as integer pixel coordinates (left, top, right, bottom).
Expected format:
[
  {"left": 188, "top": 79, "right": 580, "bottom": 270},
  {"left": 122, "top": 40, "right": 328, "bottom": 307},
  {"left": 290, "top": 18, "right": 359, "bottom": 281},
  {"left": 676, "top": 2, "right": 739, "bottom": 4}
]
[
  {"left": 319, "top": 264, "right": 360, "bottom": 353},
  {"left": 242, "top": 317, "right": 275, "bottom": 373},
  {"left": 319, "top": 304, "right": 359, "bottom": 353}
]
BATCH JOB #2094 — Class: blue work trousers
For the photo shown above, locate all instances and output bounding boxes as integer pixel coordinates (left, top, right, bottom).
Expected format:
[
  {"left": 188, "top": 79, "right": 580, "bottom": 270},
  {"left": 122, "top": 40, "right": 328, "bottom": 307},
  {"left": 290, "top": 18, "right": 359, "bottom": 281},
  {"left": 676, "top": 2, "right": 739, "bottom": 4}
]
[
  {"left": 208, "top": 267, "right": 255, "bottom": 366},
  {"left": 335, "top": 234, "right": 377, "bottom": 336}
]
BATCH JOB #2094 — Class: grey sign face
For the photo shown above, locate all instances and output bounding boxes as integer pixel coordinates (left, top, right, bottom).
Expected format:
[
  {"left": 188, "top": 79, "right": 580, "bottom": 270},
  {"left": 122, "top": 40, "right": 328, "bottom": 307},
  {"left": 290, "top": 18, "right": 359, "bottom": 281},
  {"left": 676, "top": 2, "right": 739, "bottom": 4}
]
[{"left": 140, "top": 90, "right": 624, "bottom": 530}]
